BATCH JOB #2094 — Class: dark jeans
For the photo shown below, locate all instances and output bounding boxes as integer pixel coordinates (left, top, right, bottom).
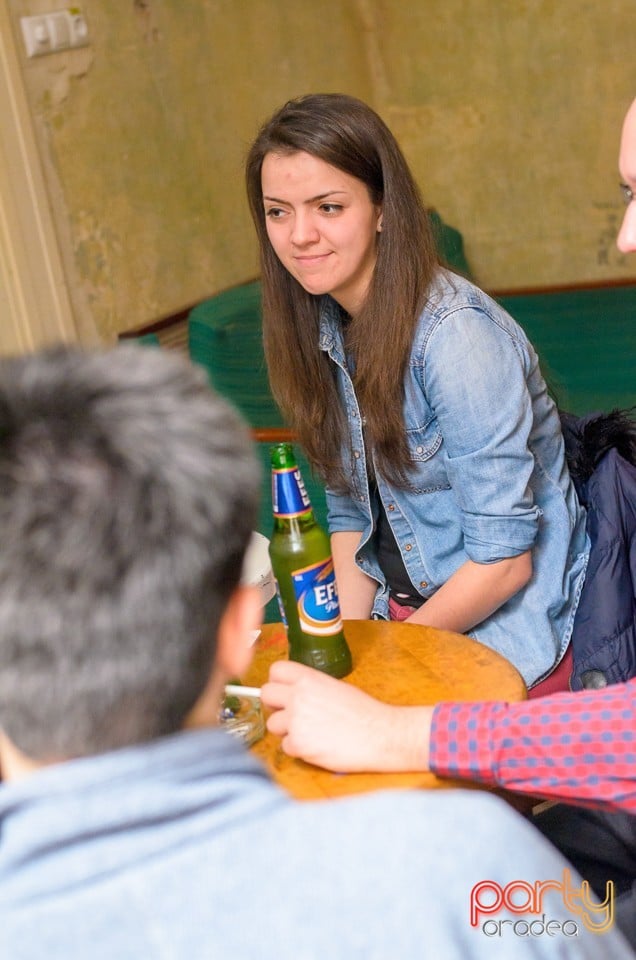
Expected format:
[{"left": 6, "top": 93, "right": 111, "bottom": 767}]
[{"left": 533, "top": 804, "right": 636, "bottom": 949}]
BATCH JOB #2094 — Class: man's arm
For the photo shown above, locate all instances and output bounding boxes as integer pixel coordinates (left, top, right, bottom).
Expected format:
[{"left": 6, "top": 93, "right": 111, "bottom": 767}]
[
  {"left": 262, "top": 662, "right": 636, "bottom": 813},
  {"left": 430, "top": 678, "right": 636, "bottom": 813}
]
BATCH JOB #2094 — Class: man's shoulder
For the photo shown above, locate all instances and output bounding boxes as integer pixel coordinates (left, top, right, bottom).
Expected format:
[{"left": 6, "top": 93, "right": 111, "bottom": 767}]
[
  {"left": 293, "top": 785, "right": 517, "bottom": 840},
  {"left": 2, "top": 784, "right": 632, "bottom": 959},
  {"left": 275, "top": 787, "right": 544, "bottom": 873}
]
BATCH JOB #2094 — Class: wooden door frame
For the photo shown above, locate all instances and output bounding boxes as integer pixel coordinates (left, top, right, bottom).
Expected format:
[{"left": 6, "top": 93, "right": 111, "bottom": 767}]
[{"left": 0, "top": 1, "right": 77, "bottom": 354}]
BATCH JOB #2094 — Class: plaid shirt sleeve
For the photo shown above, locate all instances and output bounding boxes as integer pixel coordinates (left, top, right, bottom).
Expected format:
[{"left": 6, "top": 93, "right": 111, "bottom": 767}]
[{"left": 429, "top": 678, "right": 636, "bottom": 812}]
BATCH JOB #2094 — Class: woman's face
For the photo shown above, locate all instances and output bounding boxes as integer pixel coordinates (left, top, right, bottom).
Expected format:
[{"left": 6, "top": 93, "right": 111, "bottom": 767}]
[{"left": 261, "top": 150, "right": 382, "bottom": 317}]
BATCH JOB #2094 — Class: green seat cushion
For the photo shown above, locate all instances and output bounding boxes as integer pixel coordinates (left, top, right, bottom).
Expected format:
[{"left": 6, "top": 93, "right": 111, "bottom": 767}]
[
  {"left": 188, "top": 281, "right": 284, "bottom": 429},
  {"left": 496, "top": 285, "right": 636, "bottom": 415}
]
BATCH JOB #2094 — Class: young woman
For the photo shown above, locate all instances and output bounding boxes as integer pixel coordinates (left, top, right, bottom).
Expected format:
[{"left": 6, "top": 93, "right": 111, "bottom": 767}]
[{"left": 245, "top": 93, "right": 588, "bottom": 688}]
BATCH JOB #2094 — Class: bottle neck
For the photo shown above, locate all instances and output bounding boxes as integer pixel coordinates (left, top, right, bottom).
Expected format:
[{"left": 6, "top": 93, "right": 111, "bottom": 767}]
[
  {"left": 272, "top": 463, "right": 313, "bottom": 521},
  {"left": 272, "top": 511, "right": 317, "bottom": 535}
]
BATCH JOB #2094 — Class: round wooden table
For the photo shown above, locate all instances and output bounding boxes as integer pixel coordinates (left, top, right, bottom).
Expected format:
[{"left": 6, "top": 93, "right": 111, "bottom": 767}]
[{"left": 240, "top": 619, "right": 527, "bottom": 800}]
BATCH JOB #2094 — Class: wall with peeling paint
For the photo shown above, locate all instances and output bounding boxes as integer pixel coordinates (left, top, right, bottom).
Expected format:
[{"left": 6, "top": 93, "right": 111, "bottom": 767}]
[
  {"left": 5, "top": 0, "right": 636, "bottom": 343},
  {"left": 8, "top": 0, "right": 374, "bottom": 342},
  {"left": 368, "top": 1, "right": 636, "bottom": 288}
]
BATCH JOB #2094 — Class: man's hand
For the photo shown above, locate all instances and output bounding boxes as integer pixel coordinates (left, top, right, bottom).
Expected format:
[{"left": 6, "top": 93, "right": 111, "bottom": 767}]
[{"left": 261, "top": 660, "right": 433, "bottom": 774}]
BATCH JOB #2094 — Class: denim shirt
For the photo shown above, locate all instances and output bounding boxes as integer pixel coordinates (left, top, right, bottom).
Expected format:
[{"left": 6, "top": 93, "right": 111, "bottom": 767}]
[{"left": 321, "top": 271, "right": 589, "bottom": 687}]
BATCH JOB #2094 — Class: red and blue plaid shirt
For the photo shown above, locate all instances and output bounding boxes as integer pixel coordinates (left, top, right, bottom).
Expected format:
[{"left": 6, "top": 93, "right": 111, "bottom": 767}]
[{"left": 429, "top": 677, "right": 636, "bottom": 812}]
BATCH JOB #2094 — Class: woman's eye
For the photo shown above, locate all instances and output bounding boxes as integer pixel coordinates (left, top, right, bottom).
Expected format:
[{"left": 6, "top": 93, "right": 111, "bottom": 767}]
[
  {"left": 265, "top": 207, "right": 285, "bottom": 219},
  {"left": 320, "top": 203, "right": 343, "bottom": 215}
]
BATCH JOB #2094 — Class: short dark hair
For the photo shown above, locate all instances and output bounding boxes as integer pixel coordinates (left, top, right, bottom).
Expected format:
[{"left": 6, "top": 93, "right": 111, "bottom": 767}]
[{"left": 0, "top": 345, "right": 260, "bottom": 760}]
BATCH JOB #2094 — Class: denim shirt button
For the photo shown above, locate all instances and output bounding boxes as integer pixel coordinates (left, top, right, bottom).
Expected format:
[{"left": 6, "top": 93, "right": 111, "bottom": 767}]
[
  {"left": 420, "top": 581, "right": 427, "bottom": 588},
  {"left": 416, "top": 445, "right": 424, "bottom": 454},
  {"left": 405, "top": 544, "right": 412, "bottom": 551},
  {"left": 387, "top": 503, "right": 395, "bottom": 511},
  {"left": 353, "top": 450, "right": 360, "bottom": 459}
]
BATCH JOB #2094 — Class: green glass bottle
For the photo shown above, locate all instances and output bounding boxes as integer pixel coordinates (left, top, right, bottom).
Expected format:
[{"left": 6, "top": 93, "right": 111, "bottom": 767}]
[{"left": 269, "top": 442, "right": 352, "bottom": 678}]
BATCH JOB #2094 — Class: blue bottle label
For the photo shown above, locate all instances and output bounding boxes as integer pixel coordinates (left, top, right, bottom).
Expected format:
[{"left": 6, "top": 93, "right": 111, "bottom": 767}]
[
  {"left": 291, "top": 558, "right": 343, "bottom": 636},
  {"left": 272, "top": 466, "right": 312, "bottom": 518}
]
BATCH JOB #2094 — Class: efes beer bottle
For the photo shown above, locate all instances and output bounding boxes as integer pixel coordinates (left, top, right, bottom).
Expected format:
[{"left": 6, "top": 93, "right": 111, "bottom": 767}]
[{"left": 269, "top": 442, "right": 352, "bottom": 678}]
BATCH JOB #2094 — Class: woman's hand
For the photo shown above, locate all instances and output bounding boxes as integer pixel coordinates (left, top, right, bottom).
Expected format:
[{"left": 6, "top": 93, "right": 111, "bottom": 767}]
[{"left": 262, "top": 659, "right": 433, "bottom": 773}]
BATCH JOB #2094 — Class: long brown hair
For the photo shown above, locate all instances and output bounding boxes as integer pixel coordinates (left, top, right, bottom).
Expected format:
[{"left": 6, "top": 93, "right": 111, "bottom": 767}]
[{"left": 245, "top": 93, "right": 439, "bottom": 489}]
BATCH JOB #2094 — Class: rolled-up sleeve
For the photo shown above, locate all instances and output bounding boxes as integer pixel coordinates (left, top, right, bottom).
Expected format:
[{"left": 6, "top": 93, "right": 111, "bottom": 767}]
[
  {"left": 423, "top": 307, "right": 541, "bottom": 563},
  {"left": 326, "top": 487, "right": 367, "bottom": 534}
]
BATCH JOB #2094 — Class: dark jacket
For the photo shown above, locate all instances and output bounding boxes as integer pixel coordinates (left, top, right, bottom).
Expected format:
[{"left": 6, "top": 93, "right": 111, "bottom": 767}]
[{"left": 561, "top": 409, "right": 636, "bottom": 690}]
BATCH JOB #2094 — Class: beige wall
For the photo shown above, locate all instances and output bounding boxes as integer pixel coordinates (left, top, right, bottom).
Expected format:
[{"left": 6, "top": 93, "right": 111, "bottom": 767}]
[
  {"left": 370, "top": 1, "right": 636, "bottom": 287},
  {"left": 4, "top": 0, "right": 636, "bottom": 345}
]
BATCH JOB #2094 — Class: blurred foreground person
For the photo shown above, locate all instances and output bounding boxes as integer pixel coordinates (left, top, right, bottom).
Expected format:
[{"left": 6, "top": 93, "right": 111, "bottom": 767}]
[{"left": 1, "top": 345, "right": 629, "bottom": 959}]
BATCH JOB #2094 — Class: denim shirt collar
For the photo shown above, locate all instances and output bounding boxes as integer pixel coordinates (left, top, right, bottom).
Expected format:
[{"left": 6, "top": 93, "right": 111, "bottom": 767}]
[{"left": 318, "top": 296, "right": 347, "bottom": 364}]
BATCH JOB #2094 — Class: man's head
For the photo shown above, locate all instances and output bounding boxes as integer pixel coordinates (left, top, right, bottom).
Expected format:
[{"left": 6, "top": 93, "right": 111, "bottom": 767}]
[
  {"left": 0, "top": 345, "right": 260, "bottom": 766},
  {"left": 617, "top": 97, "right": 636, "bottom": 253}
]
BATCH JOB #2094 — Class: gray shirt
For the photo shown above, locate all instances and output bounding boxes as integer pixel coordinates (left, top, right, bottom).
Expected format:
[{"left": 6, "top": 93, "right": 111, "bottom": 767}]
[{"left": 0, "top": 727, "right": 632, "bottom": 959}]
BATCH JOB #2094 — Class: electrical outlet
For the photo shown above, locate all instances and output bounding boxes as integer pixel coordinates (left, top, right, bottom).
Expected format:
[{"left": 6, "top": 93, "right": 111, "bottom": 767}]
[{"left": 20, "top": 10, "right": 89, "bottom": 58}]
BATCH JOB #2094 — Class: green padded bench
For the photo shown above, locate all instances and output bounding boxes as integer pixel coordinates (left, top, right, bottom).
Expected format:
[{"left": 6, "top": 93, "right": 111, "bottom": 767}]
[
  {"left": 188, "top": 280, "right": 330, "bottom": 539},
  {"left": 495, "top": 283, "right": 636, "bottom": 415}
]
